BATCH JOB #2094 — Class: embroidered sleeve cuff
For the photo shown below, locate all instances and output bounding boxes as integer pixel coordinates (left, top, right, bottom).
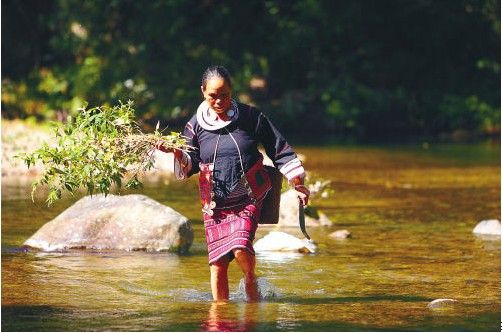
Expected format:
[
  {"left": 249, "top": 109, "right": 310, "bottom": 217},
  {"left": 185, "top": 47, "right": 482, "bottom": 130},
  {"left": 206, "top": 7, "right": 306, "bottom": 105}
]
[
  {"left": 173, "top": 151, "right": 192, "bottom": 180},
  {"left": 279, "top": 158, "right": 305, "bottom": 183}
]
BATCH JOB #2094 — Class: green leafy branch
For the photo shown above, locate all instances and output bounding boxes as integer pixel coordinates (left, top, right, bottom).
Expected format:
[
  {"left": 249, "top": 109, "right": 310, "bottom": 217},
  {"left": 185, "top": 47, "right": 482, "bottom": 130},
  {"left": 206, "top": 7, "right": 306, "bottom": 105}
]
[{"left": 17, "top": 100, "right": 192, "bottom": 206}]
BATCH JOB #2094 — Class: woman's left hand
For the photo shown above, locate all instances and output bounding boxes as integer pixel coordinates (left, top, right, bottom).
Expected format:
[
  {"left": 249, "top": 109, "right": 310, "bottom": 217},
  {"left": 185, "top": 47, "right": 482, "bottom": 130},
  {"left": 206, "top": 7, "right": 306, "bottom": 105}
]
[{"left": 294, "top": 184, "right": 310, "bottom": 206}]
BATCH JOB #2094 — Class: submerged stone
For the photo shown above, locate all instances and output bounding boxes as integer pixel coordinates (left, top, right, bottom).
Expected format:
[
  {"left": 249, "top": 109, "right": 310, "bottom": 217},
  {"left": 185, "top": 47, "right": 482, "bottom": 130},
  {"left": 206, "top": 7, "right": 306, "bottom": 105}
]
[
  {"left": 472, "top": 219, "right": 501, "bottom": 235},
  {"left": 330, "top": 229, "right": 352, "bottom": 239},
  {"left": 24, "top": 194, "right": 193, "bottom": 253},
  {"left": 427, "top": 298, "right": 458, "bottom": 309}
]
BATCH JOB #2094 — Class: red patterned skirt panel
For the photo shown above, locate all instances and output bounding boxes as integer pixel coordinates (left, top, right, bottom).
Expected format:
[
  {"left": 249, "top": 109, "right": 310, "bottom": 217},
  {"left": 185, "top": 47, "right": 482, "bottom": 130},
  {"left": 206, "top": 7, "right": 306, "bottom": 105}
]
[{"left": 203, "top": 202, "right": 261, "bottom": 265}]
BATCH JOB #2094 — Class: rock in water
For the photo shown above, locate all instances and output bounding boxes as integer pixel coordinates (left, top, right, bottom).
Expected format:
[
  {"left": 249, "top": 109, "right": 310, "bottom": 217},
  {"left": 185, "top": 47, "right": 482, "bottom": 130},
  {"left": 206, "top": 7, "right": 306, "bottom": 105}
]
[
  {"left": 254, "top": 231, "right": 317, "bottom": 253},
  {"left": 330, "top": 229, "right": 352, "bottom": 239},
  {"left": 277, "top": 189, "right": 333, "bottom": 227},
  {"left": 317, "top": 211, "right": 333, "bottom": 227},
  {"left": 276, "top": 190, "right": 302, "bottom": 227},
  {"left": 24, "top": 194, "right": 193, "bottom": 253},
  {"left": 472, "top": 219, "right": 501, "bottom": 235},
  {"left": 427, "top": 298, "right": 458, "bottom": 309}
]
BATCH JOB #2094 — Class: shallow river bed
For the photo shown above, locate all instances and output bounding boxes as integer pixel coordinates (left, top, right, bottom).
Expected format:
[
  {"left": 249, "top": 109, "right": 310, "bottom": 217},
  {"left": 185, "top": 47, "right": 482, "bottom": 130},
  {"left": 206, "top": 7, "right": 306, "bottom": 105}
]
[{"left": 2, "top": 143, "right": 500, "bottom": 331}]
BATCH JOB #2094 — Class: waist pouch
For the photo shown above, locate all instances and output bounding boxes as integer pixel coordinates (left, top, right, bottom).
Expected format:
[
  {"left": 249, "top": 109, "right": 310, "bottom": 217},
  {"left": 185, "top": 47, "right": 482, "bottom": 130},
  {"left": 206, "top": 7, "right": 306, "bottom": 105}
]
[
  {"left": 259, "top": 166, "right": 282, "bottom": 224},
  {"left": 243, "top": 158, "right": 271, "bottom": 202}
]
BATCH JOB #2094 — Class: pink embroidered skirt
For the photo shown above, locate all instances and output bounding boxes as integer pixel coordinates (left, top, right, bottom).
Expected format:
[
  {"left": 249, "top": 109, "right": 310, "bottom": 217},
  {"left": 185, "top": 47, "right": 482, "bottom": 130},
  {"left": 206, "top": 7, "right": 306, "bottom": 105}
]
[{"left": 203, "top": 202, "right": 261, "bottom": 265}]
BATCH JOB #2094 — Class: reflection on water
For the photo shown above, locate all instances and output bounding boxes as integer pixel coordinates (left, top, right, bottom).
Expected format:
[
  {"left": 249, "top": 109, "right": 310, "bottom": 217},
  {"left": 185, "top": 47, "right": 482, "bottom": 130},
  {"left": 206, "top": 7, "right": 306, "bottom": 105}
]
[
  {"left": 256, "top": 251, "right": 305, "bottom": 263},
  {"left": 2, "top": 144, "right": 500, "bottom": 331},
  {"left": 202, "top": 302, "right": 260, "bottom": 332}
]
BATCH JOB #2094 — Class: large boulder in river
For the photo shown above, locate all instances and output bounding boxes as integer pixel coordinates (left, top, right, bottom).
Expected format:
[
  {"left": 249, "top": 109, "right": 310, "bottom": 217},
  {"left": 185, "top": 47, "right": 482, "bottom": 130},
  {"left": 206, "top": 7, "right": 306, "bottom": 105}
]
[
  {"left": 276, "top": 189, "right": 333, "bottom": 227},
  {"left": 24, "top": 194, "right": 193, "bottom": 253}
]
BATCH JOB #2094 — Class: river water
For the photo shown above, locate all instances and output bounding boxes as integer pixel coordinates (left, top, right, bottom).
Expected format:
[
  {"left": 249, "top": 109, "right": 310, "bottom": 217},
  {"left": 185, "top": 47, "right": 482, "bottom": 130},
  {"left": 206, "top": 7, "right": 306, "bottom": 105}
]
[{"left": 2, "top": 144, "right": 500, "bottom": 331}]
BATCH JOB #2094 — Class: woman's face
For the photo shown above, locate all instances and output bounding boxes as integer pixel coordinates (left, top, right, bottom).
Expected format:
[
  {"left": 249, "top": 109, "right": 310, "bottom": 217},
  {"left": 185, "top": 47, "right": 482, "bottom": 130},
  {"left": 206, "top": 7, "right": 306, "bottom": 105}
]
[{"left": 201, "top": 77, "right": 232, "bottom": 114}]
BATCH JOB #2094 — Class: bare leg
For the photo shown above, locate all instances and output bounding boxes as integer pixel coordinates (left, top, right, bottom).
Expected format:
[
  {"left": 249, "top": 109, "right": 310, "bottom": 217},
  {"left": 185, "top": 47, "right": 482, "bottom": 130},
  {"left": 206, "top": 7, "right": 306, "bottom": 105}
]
[
  {"left": 233, "top": 249, "right": 259, "bottom": 302},
  {"left": 210, "top": 256, "right": 230, "bottom": 301}
]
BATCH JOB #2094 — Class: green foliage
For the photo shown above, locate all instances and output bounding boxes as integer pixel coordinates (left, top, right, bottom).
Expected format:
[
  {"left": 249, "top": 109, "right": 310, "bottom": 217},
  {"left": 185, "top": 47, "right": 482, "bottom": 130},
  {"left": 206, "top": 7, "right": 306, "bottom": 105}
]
[
  {"left": 2, "top": 0, "right": 500, "bottom": 140},
  {"left": 17, "top": 100, "right": 191, "bottom": 206}
]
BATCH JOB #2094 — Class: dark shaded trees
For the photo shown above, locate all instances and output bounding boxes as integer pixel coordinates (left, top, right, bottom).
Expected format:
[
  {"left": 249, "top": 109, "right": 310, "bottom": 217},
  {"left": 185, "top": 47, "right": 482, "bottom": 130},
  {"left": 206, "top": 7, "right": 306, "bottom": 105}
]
[{"left": 2, "top": 0, "right": 500, "bottom": 141}]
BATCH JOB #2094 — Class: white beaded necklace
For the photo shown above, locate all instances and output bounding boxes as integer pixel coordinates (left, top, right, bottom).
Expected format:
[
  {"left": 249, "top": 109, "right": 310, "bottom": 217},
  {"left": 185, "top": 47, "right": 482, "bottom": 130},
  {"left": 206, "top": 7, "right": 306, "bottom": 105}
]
[{"left": 196, "top": 99, "right": 239, "bottom": 131}]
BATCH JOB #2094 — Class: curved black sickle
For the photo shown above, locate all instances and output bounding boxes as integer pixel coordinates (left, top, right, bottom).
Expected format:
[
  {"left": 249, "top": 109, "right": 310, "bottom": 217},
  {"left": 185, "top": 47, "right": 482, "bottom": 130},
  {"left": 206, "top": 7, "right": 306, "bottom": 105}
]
[{"left": 298, "top": 200, "right": 311, "bottom": 240}]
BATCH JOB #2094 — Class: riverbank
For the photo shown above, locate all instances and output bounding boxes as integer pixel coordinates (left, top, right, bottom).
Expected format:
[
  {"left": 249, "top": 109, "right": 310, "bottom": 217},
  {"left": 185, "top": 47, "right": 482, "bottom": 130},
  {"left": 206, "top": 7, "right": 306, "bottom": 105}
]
[
  {"left": 1, "top": 119, "right": 51, "bottom": 181},
  {"left": 1, "top": 119, "right": 177, "bottom": 186}
]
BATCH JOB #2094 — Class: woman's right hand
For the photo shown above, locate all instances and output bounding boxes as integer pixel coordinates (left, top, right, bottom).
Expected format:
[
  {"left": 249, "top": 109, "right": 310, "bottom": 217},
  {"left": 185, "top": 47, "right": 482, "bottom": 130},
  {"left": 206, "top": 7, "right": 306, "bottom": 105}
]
[
  {"left": 295, "top": 184, "right": 310, "bottom": 206},
  {"left": 291, "top": 176, "right": 310, "bottom": 206},
  {"left": 155, "top": 141, "right": 173, "bottom": 153}
]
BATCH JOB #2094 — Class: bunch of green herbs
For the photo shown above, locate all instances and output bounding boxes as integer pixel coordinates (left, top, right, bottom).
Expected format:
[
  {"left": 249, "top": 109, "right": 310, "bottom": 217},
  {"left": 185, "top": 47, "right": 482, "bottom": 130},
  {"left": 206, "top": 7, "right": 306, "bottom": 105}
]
[{"left": 18, "top": 100, "right": 191, "bottom": 206}]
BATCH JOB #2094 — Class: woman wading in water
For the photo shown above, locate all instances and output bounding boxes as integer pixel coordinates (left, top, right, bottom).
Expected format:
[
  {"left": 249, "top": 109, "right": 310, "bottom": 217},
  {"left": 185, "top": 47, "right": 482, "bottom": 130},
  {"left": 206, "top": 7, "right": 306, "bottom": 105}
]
[{"left": 157, "top": 66, "right": 309, "bottom": 302}]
